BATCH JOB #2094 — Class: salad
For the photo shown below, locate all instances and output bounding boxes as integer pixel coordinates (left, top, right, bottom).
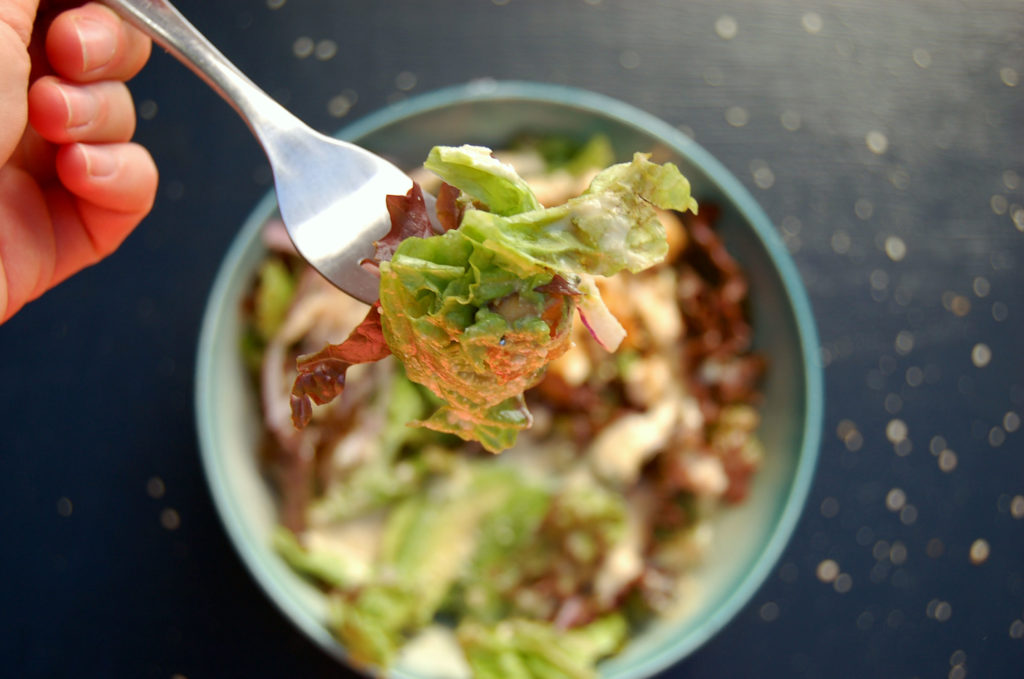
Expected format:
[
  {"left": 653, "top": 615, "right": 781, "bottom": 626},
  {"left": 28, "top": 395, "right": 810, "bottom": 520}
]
[{"left": 242, "top": 136, "right": 765, "bottom": 678}]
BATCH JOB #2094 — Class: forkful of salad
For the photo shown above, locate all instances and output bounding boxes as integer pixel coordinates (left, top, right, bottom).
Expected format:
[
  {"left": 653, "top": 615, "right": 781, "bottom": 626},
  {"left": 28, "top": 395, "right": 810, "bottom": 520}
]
[{"left": 101, "top": 0, "right": 425, "bottom": 304}]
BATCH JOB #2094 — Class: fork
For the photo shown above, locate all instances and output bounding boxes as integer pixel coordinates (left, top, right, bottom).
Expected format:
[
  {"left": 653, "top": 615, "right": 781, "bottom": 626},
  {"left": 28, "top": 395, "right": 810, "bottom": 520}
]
[{"left": 102, "top": 0, "right": 419, "bottom": 304}]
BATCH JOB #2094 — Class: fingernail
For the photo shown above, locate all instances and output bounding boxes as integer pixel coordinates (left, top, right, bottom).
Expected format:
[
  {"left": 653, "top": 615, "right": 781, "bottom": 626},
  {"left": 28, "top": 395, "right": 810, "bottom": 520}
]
[
  {"left": 56, "top": 84, "right": 99, "bottom": 129},
  {"left": 73, "top": 16, "right": 118, "bottom": 72},
  {"left": 79, "top": 144, "right": 119, "bottom": 179}
]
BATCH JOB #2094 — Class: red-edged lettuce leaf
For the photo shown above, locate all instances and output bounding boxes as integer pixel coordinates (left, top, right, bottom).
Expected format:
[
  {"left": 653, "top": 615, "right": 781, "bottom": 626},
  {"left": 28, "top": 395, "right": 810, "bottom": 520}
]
[
  {"left": 534, "top": 274, "right": 581, "bottom": 297},
  {"left": 371, "top": 183, "right": 434, "bottom": 265},
  {"left": 435, "top": 182, "right": 464, "bottom": 232},
  {"left": 290, "top": 184, "right": 435, "bottom": 429},
  {"left": 290, "top": 304, "right": 391, "bottom": 428}
]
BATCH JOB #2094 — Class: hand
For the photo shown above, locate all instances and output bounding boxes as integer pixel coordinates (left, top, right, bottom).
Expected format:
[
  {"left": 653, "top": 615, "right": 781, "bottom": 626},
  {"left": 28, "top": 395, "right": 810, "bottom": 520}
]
[{"left": 1, "top": 1, "right": 157, "bottom": 324}]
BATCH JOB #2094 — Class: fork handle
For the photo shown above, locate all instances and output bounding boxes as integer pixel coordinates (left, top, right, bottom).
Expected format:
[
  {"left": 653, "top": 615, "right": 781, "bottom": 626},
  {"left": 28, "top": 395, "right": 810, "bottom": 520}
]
[{"left": 101, "top": 0, "right": 304, "bottom": 140}]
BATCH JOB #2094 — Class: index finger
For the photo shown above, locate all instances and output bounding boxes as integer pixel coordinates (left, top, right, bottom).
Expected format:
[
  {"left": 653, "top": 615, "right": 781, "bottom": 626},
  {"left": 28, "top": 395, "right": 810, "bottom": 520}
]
[{"left": 45, "top": 2, "right": 151, "bottom": 83}]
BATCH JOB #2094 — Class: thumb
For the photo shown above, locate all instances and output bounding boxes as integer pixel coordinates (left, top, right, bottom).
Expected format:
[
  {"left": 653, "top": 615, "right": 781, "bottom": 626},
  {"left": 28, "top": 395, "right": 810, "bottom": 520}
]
[{"left": 0, "top": 0, "right": 40, "bottom": 163}]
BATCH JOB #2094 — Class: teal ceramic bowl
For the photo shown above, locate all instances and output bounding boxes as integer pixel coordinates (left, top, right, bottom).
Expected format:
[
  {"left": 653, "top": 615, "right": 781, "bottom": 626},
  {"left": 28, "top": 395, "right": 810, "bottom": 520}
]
[{"left": 196, "top": 80, "right": 823, "bottom": 678}]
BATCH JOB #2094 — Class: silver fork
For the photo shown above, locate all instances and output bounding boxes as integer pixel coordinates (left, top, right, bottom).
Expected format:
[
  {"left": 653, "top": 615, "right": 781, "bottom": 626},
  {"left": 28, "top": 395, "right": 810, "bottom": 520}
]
[{"left": 103, "top": 0, "right": 418, "bottom": 304}]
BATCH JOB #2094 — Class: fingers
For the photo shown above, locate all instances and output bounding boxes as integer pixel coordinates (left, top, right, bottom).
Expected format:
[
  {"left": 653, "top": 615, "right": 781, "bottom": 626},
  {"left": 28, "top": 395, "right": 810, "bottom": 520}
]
[
  {"left": 51, "top": 142, "right": 157, "bottom": 285},
  {"left": 0, "top": 3, "right": 157, "bottom": 324},
  {"left": 44, "top": 180, "right": 139, "bottom": 286},
  {"left": 28, "top": 76, "right": 136, "bottom": 144},
  {"left": 56, "top": 141, "right": 157, "bottom": 221},
  {"left": 45, "top": 2, "right": 151, "bottom": 83}
]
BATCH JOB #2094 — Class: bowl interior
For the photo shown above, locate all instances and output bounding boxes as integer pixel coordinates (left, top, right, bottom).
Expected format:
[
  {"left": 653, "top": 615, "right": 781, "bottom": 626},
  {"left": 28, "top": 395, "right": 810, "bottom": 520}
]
[{"left": 196, "top": 82, "right": 822, "bottom": 679}]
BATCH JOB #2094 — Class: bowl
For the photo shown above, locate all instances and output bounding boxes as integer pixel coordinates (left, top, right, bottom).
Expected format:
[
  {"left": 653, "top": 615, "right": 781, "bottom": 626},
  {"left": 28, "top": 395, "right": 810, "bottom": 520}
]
[{"left": 196, "top": 80, "right": 823, "bottom": 678}]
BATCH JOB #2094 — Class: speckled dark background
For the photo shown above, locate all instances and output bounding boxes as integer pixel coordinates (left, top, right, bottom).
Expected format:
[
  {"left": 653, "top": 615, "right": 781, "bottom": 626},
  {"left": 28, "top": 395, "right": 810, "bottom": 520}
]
[{"left": 1, "top": 1, "right": 1022, "bottom": 677}]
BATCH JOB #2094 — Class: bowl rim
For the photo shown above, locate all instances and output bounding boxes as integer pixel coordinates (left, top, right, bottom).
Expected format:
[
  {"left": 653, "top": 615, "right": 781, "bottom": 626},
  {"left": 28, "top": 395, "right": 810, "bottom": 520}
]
[{"left": 195, "top": 79, "right": 823, "bottom": 678}]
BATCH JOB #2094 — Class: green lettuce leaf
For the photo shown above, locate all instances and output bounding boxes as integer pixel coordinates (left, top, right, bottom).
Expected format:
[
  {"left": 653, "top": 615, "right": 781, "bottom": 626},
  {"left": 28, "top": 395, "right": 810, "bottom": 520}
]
[
  {"left": 308, "top": 368, "right": 433, "bottom": 523},
  {"left": 517, "top": 133, "right": 615, "bottom": 174},
  {"left": 458, "top": 152, "right": 696, "bottom": 277},
  {"left": 328, "top": 583, "right": 420, "bottom": 669},
  {"left": 328, "top": 465, "right": 537, "bottom": 668},
  {"left": 562, "top": 134, "right": 616, "bottom": 176},
  {"left": 457, "top": 614, "right": 628, "bottom": 679},
  {"left": 417, "top": 395, "right": 533, "bottom": 454},
  {"left": 272, "top": 526, "right": 354, "bottom": 590},
  {"left": 241, "top": 257, "right": 297, "bottom": 372},
  {"left": 424, "top": 144, "right": 542, "bottom": 216},
  {"left": 454, "top": 480, "right": 553, "bottom": 623},
  {"left": 253, "top": 257, "right": 296, "bottom": 340},
  {"left": 379, "top": 229, "right": 575, "bottom": 453}
]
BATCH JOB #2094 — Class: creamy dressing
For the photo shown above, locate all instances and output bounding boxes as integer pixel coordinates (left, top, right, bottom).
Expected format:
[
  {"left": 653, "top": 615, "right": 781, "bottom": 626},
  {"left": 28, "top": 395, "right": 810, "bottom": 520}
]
[
  {"left": 588, "top": 398, "right": 677, "bottom": 485},
  {"left": 303, "top": 512, "right": 387, "bottom": 584},
  {"left": 398, "top": 625, "right": 472, "bottom": 679}
]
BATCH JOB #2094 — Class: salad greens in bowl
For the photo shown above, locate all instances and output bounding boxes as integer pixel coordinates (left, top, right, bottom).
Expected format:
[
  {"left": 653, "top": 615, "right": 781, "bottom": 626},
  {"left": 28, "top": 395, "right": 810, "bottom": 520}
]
[{"left": 196, "top": 81, "right": 823, "bottom": 679}]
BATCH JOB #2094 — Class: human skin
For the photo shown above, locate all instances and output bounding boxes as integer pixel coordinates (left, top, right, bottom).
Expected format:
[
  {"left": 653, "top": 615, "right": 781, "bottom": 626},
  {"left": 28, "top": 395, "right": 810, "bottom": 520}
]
[{"left": 0, "top": 1, "right": 157, "bottom": 323}]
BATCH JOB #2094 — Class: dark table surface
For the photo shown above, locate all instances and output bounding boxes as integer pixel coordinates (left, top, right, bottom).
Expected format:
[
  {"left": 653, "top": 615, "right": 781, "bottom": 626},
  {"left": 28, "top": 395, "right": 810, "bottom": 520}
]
[{"left": 2, "top": 1, "right": 1022, "bottom": 677}]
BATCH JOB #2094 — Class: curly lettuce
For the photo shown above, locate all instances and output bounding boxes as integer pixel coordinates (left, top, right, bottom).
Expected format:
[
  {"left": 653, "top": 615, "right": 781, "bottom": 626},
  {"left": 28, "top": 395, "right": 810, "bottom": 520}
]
[
  {"left": 379, "top": 147, "right": 696, "bottom": 451},
  {"left": 378, "top": 226, "right": 576, "bottom": 452},
  {"left": 292, "top": 144, "right": 697, "bottom": 453}
]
